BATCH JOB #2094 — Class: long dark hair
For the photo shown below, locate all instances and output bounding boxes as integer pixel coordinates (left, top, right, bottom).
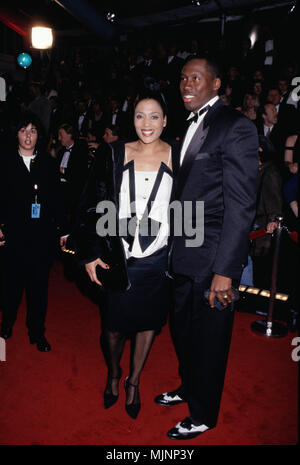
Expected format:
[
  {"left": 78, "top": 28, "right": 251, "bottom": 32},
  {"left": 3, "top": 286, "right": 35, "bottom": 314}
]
[{"left": 16, "top": 111, "right": 45, "bottom": 153}]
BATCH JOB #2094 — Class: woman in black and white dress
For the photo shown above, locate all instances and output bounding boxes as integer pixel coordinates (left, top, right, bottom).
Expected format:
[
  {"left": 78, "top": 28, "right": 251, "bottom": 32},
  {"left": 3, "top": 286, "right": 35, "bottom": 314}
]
[{"left": 78, "top": 93, "right": 177, "bottom": 419}]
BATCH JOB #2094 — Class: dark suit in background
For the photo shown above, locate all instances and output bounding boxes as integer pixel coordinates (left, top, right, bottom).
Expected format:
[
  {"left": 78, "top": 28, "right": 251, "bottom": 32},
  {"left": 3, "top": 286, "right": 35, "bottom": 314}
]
[
  {"left": 0, "top": 150, "right": 68, "bottom": 339},
  {"left": 256, "top": 120, "right": 289, "bottom": 175},
  {"left": 57, "top": 139, "right": 89, "bottom": 220}
]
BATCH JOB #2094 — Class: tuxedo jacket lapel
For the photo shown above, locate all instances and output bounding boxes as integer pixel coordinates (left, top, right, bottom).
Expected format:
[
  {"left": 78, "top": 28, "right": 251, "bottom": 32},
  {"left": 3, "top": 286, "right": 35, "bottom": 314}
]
[
  {"left": 176, "top": 99, "right": 224, "bottom": 199},
  {"left": 176, "top": 121, "right": 209, "bottom": 199},
  {"left": 111, "top": 142, "right": 125, "bottom": 209}
]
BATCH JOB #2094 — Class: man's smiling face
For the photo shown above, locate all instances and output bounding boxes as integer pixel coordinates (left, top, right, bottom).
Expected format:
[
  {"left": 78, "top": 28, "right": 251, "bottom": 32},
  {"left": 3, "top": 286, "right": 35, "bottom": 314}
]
[{"left": 180, "top": 59, "right": 221, "bottom": 113}]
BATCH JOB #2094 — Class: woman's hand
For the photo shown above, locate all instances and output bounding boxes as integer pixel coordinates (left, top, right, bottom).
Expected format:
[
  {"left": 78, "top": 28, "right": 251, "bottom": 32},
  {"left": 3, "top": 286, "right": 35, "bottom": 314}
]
[
  {"left": 85, "top": 258, "right": 109, "bottom": 286},
  {"left": 0, "top": 228, "right": 5, "bottom": 246}
]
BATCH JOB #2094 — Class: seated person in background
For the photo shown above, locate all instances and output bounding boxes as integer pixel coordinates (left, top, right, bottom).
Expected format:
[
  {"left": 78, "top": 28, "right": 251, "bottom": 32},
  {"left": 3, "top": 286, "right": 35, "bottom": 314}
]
[
  {"left": 87, "top": 124, "right": 121, "bottom": 165},
  {"left": 252, "top": 80, "right": 264, "bottom": 109},
  {"left": 256, "top": 103, "right": 288, "bottom": 175},
  {"left": 267, "top": 87, "right": 298, "bottom": 134},
  {"left": 250, "top": 136, "right": 283, "bottom": 288},
  {"left": 240, "top": 137, "right": 280, "bottom": 286},
  {"left": 103, "top": 124, "right": 120, "bottom": 144},
  {"left": 283, "top": 134, "right": 298, "bottom": 220},
  {"left": 241, "top": 93, "right": 257, "bottom": 121}
]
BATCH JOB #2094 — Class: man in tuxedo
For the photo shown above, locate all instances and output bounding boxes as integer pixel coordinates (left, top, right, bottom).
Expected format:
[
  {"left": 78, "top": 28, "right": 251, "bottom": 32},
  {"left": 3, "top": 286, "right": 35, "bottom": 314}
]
[
  {"left": 155, "top": 55, "right": 259, "bottom": 439},
  {"left": 74, "top": 99, "right": 90, "bottom": 138},
  {"left": 267, "top": 87, "right": 297, "bottom": 133},
  {"left": 106, "top": 97, "right": 124, "bottom": 132},
  {"left": 57, "top": 123, "right": 88, "bottom": 221},
  {"left": 256, "top": 103, "right": 288, "bottom": 175},
  {"left": 278, "top": 78, "right": 298, "bottom": 109}
]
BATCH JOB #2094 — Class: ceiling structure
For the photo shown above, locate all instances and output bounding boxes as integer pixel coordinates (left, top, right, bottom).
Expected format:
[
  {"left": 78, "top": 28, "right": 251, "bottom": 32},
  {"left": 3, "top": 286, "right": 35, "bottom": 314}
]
[{"left": 0, "top": 0, "right": 297, "bottom": 41}]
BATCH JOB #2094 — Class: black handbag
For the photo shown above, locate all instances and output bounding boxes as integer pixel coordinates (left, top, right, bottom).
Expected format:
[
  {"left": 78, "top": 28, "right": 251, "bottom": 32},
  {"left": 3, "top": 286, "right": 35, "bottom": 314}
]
[
  {"left": 95, "top": 262, "right": 130, "bottom": 291},
  {"left": 63, "top": 235, "right": 130, "bottom": 292}
]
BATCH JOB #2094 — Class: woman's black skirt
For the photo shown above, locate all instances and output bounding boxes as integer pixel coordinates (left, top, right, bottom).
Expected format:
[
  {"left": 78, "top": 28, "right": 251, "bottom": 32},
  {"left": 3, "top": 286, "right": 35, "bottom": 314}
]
[{"left": 106, "top": 247, "right": 170, "bottom": 332}]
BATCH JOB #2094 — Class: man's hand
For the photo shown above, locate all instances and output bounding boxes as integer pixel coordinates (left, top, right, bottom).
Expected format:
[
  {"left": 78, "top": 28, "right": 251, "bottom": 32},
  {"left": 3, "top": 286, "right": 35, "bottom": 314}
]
[
  {"left": 266, "top": 221, "right": 278, "bottom": 234},
  {"left": 208, "top": 273, "right": 233, "bottom": 308},
  {"left": 88, "top": 142, "right": 99, "bottom": 150},
  {"left": 85, "top": 258, "right": 109, "bottom": 287},
  {"left": 0, "top": 228, "right": 5, "bottom": 247},
  {"left": 60, "top": 235, "right": 69, "bottom": 251}
]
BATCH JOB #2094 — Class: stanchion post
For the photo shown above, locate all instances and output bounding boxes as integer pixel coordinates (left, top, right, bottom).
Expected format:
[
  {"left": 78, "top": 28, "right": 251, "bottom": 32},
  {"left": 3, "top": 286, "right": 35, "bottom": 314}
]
[{"left": 251, "top": 216, "right": 288, "bottom": 337}]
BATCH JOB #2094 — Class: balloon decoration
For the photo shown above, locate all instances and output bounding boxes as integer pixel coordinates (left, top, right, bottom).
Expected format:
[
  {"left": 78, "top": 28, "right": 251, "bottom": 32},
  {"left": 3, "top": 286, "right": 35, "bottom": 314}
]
[{"left": 17, "top": 53, "right": 32, "bottom": 69}]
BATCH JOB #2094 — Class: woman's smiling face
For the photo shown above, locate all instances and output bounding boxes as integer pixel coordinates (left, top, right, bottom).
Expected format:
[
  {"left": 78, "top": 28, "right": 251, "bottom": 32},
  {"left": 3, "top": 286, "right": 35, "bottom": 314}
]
[{"left": 134, "top": 99, "right": 166, "bottom": 144}]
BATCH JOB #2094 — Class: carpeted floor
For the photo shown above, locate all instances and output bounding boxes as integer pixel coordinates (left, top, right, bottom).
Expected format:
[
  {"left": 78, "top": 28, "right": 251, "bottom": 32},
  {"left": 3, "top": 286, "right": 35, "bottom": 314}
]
[{"left": 0, "top": 261, "right": 298, "bottom": 445}]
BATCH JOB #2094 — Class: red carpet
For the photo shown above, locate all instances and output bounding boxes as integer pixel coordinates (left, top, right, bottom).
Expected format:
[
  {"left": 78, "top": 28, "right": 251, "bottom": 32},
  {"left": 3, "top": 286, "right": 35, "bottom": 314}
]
[{"left": 0, "top": 261, "right": 298, "bottom": 445}]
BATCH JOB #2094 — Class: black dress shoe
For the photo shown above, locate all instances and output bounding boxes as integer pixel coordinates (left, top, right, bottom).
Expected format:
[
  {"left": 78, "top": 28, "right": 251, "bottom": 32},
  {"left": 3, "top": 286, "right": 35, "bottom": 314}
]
[
  {"left": 154, "top": 387, "right": 186, "bottom": 406},
  {"left": 30, "top": 335, "right": 51, "bottom": 352},
  {"left": 1, "top": 327, "right": 12, "bottom": 339},
  {"left": 124, "top": 376, "right": 141, "bottom": 419},
  {"left": 167, "top": 417, "right": 211, "bottom": 440},
  {"left": 104, "top": 366, "right": 122, "bottom": 409}
]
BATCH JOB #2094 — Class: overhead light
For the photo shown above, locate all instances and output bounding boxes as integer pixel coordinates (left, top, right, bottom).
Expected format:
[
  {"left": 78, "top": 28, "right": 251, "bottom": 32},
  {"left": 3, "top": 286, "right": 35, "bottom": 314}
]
[
  {"left": 106, "top": 12, "right": 116, "bottom": 22},
  {"left": 192, "top": 1, "right": 202, "bottom": 5},
  {"left": 31, "top": 26, "right": 53, "bottom": 49},
  {"left": 288, "top": 3, "right": 296, "bottom": 14},
  {"left": 249, "top": 26, "right": 258, "bottom": 48}
]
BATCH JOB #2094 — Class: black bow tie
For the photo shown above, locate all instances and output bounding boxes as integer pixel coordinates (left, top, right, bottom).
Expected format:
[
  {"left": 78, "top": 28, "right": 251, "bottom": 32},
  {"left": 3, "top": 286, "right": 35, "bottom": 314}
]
[{"left": 188, "top": 105, "right": 210, "bottom": 125}]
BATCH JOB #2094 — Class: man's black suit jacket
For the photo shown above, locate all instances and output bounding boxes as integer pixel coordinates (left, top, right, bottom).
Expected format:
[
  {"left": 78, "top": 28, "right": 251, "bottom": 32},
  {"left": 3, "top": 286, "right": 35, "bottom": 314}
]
[
  {"left": 256, "top": 120, "right": 288, "bottom": 171},
  {"left": 57, "top": 140, "right": 89, "bottom": 216},
  {"left": 171, "top": 99, "right": 259, "bottom": 281}
]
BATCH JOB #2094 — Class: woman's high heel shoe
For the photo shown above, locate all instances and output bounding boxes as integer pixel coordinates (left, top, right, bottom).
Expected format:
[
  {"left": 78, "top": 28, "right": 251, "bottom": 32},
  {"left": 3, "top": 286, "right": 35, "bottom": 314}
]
[
  {"left": 124, "top": 376, "right": 141, "bottom": 419},
  {"left": 104, "top": 366, "right": 122, "bottom": 409}
]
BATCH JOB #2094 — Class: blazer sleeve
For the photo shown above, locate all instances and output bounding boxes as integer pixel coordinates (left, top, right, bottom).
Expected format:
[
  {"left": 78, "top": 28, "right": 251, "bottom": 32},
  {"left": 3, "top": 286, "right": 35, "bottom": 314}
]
[
  {"left": 72, "top": 145, "right": 110, "bottom": 265},
  {"left": 212, "top": 116, "right": 259, "bottom": 279}
]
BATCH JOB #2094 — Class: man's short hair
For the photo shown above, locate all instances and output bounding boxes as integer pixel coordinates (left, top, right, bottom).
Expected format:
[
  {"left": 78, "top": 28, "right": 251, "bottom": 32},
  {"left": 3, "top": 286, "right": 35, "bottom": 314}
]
[
  {"left": 183, "top": 54, "right": 222, "bottom": 79},
  {"left": 257, "top": 102, "right": 274, "bottom": 120},
  {"left": 58, "top": 123, "right": 76, "bottom": 138}
]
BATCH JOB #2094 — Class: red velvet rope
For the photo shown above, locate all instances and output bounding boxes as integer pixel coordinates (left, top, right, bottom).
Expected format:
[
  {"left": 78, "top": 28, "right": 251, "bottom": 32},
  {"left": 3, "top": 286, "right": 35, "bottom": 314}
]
[{"left": 249, "top": 227, "right": 298, "bottom": 243}]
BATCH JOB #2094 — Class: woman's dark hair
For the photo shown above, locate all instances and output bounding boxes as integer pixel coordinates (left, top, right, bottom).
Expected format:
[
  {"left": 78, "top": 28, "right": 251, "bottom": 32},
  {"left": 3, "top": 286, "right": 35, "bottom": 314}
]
[
  {"left": 134, "top": 91, "right": 168, "bottom": 117},
  {"left": 16, "top": 111, "right": 44, "bottom": 152}
]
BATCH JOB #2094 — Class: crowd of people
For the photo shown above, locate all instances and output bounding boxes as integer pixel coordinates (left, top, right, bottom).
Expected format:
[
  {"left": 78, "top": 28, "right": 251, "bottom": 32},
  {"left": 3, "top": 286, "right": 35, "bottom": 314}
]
[{"left": 0, "top": 33, "right": 299, "bottom": 439}]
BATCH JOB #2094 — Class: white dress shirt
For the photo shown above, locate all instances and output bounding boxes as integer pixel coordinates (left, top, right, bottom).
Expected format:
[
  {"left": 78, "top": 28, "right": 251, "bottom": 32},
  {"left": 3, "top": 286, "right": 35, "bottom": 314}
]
[
  {"left": 60, "top": 144, "right": 74, "bottom": 181},
  {"left": 264, "top": 125, "right": 273, "bottom": 137},
  {"left": 20, "top": 154, "right": 36, "bottom": 171},
  {"left": 78, "top": 112, "right": 86, "bottom": 132},
  {"left": 180, "top": 95, "right": 219, "bottom": 165}
]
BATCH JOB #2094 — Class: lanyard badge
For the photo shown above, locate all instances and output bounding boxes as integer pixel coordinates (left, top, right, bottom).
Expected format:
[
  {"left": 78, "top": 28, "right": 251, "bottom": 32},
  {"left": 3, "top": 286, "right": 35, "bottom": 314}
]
[{"left": 31, "top": 184, "right": 41, "bottom": 219}]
